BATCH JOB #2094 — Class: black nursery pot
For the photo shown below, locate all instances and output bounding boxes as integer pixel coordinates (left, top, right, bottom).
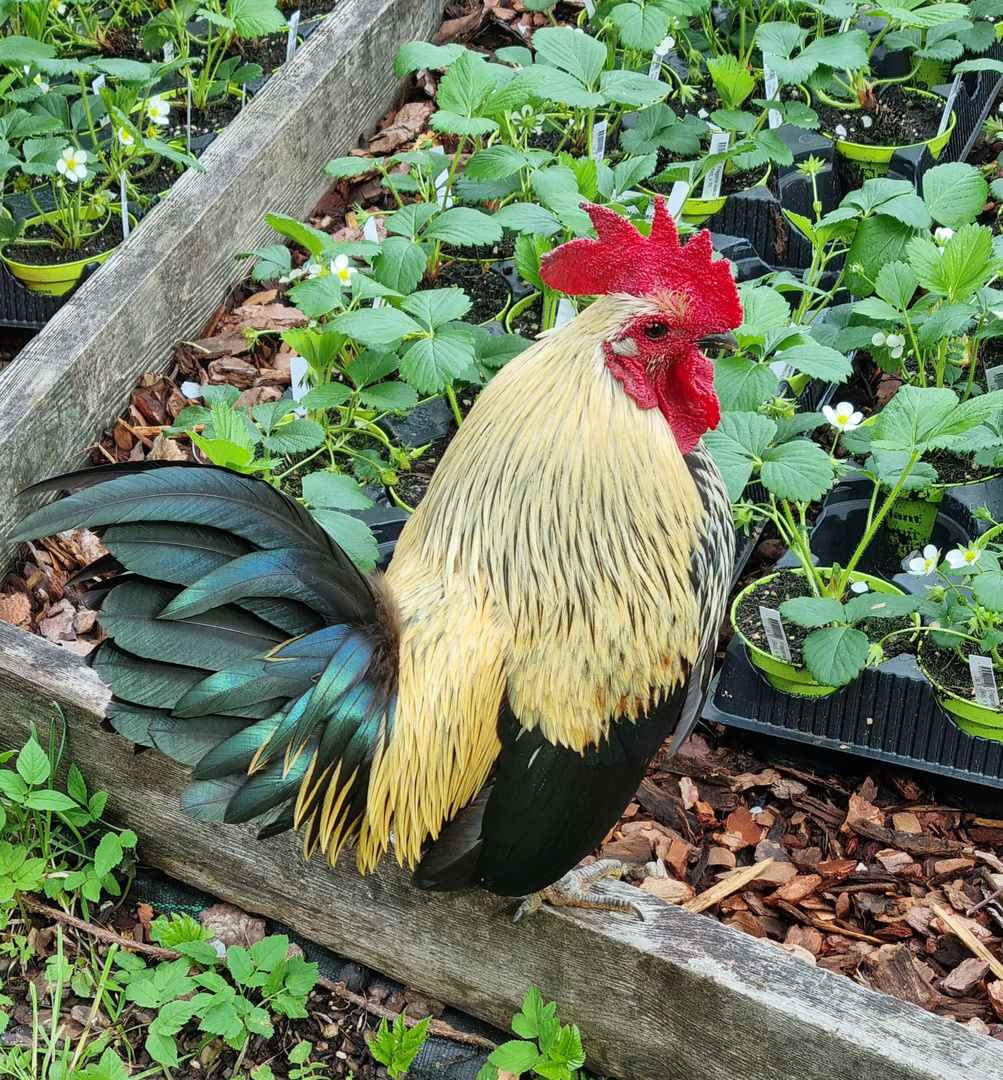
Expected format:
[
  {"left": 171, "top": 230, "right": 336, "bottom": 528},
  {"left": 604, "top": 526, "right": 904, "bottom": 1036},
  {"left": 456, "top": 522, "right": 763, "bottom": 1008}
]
[{"left": 709, "top": 472, "right": 1003, "bottom": 809}]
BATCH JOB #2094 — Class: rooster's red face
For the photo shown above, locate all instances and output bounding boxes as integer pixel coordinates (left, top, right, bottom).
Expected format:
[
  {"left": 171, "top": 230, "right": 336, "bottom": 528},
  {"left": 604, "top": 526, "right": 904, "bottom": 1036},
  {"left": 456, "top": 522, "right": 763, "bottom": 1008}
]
[{"left": 539, "top": 200, "right": 743, "bottom": 456}]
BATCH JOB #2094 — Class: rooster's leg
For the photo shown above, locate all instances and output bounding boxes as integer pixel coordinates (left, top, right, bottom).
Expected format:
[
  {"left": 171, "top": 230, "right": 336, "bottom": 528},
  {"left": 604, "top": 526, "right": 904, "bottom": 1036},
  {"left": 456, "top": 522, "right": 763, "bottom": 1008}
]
[{"left": 512, "top": 859, "right": 643, "bottom": 922}]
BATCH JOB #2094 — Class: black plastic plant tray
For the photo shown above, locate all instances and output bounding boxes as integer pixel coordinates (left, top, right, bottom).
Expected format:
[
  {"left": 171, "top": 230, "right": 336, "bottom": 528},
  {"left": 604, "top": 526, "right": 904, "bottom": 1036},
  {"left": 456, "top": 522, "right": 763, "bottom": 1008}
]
[{"left": 706, "top": 637, "right": 1003, "bottom": 815}]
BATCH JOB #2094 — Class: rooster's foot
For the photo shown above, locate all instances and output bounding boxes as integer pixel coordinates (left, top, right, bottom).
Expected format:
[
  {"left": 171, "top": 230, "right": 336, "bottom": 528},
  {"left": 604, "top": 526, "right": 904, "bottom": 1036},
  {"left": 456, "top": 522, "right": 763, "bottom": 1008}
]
[{"left": 512, "top": 859, "right": 643, "bottom": 922}]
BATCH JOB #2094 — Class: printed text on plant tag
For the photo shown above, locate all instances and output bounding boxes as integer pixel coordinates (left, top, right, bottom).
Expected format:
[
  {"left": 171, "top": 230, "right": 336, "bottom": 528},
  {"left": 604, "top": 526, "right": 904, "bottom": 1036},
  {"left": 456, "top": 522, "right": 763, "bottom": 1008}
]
[
  {"left": 591, "top": 118, "right": 607, "bottom": 164},
  {"left": 759, "top": 606, "right": 791, "bottom": 662},
  {"left": 701, "top": 131, "right": 731, "bottom": 200},
  {"left": 970, "top": 655, "right": 1000, "bottom": 710}
]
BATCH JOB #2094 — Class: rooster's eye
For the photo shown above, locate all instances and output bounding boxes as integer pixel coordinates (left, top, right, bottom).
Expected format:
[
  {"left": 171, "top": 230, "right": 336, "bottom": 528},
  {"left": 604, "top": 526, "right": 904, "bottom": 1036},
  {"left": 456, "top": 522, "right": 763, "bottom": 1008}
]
[{"left": 643, "top": 322, "right": 668, "bottom": 340}]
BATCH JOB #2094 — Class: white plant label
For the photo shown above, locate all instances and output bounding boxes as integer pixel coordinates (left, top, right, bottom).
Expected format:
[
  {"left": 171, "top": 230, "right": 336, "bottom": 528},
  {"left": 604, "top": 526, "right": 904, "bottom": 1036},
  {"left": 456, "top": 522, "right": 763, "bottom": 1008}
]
[
  {"left": 363, "top": 215, "right": 387, "bottom": 306},
  {"left": 763, "top": 59, "right": 782, "bottom": 130},
  {"left": 91, "top": 74, "right": 109, "bottom": 127},
  {"left": 759, "top": 606, "right": 791, "bottom": 662},
  {"left": 986, "top": 364, "right": 1003, "bottom": 393},
  {"left": 591, "top": 118, "right": 607, "bottom": 164},
  {"left": 770, "top": 359, "right": 796, "bottom": 384},
  {"left": 701, "top": 130, "right": 731, "bottom": 199},
  {"left": 583, "top": 0, "right": 596, "bottom": 16},
  {"left": 969, "top": 654, "right": 1000, "bottom": 709},
  {"left": 555, "top": 297, "right": 575, "bottom": 328},
  {"left": 666, "top": 181, "right": 690, "bottom": 220},
  {"left": 290, "top": 354, "right": 309, "bottom": 417},
  {"left": 186, "top": 84, "right": 192, "bottom": 155},
  {"left": 285, "top": 9, "right": 300, "bottom": 63},
  {"left": 163, "top": 42, "right": 175, "bottom": 62},
  {"left": 937, "top": 74, "right": 962, "bottom": 138},
  {"left": 839, "top": 16, "right": 852, "bottom": 32},
  {"left": 433, "top": 167, "right": 453, "bottom": 209},
  {"left": 180, "top": 381, "right": 200, "bottom": 399},
  {"left": 120, "top": 174, "right": 129, "bottom": 239},
  {"left": 647, "top": 36, "right": 674, "bottom": 81}
]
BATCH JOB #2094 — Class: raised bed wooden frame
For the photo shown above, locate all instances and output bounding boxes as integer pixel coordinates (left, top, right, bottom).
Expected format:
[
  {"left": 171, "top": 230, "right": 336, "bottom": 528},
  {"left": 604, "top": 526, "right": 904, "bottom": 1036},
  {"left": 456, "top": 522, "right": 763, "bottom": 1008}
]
[
  {"left": 0, "top": 0, "right": 443, "bottom": 572},
  {"left": 0, "top": 4, "right": 999, "bottom": 1075}
]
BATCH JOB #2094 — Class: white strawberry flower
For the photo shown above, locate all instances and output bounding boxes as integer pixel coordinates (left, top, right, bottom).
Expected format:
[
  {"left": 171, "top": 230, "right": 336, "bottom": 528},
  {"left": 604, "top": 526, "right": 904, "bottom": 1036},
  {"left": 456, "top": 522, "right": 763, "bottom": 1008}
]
[
  {"left": 907, "top": 544, "right": 940, "bottom": 577},
  {"left": 934, "top": 227, "right": 954, "bottom": 246},
  {"left": 946, "top": 545, "right": 981, "bottom": 571},
  {"left": 330, "top": 254, "right": 355, "bottom": 285},
  {"left": 33, "top": 73, "right": 50, "bottom": 93},
  {"left": 118, "top": 126, "right": 135, "bottom": 147},
  {"left": 303, "top": 261, "right": 324, "bottom": 279},
  {"left": 56, "top": 146, "right": 88, "bottom": 182},
  {"left": 822, "top": 401, "right": 863, "bottom": 432},
  {"left": 51, "top": 0, "right": 66, "bottom": 12},
  {"left": 147, "top": 95, "right": 170, "bottom": 126},
  {"left": 886, "top": 333, "right": 905, "bottom": 359}
]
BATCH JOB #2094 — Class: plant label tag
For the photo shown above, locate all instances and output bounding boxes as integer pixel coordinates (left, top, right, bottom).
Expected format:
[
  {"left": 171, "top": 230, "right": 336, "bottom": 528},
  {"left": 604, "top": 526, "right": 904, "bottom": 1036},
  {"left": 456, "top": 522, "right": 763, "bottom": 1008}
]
[
  {"left": 363, "top": 216, "right": 380, "bottom": 243},
  {"left": 647, "top": 36, "right": 674, "bottom": 81},
  {"left": 285, "top": 9, "right": 300, "bottom": 63},
  {"left": 290, "top": 354, "right": 309, "bottom": 417},
  {"left": 839, "top": 16, "right": 852, "bottom": 32},
  {"left": 163, "top": 42, "right": 175, "bottom": 62},
  {"left": 91, "top": 74, "right": 110, "bottom": 127},
  {"left": 771, "top": 359, "right": 796, "bottom": 383},
  {"left": 591, "top": 118, "right": 607, "bottom": 163},
  {"left": 937, "top": 74, "right": 962, "bottom": 138},
  {"left": 186, "top": 84, "right": 192, "bottom": 156},
  {"left": 180, "top": 381, "right": 200, "bottom": 399},
  {"left": 555, "top": 297, "right": 575, "bottom": 328},
  {"left": 969, "top": 654, "right": 1000, "bottom": 709},
  {"left": 763, "top": 60, "right": 781, "bottom": 130},
  {"left": 666, "top": 181, "right": 689, "bottom": 220},
  {"left": 701, "top": 130, "right": 731, "bottom": 199},
  {"left": 584, "top": 0, "right": 596, "bottom": 16},
  {"left": 120, "top": 174, "right": 130, "bottom": 239},
  {"left": 986, "top": 364, "right": 1003, "bottom": 392},
  {"left": 433, "top": 168, "right": 454, "bottom": 209},
  {"left": 759, "top": 606, "right": 791, "bottom": 662}
]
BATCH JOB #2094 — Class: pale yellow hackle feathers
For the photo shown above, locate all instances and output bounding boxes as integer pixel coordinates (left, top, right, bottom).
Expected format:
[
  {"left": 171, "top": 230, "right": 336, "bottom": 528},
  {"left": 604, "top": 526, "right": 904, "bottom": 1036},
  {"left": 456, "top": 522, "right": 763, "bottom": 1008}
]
[{"left": 356, "top": 294, "right": 709, "bottom": 873}]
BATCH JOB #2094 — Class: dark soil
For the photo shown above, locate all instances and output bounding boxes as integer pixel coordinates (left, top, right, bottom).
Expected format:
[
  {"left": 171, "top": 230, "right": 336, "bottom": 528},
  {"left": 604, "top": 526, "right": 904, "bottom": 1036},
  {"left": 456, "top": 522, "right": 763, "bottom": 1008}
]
[
  {"left": 430, "top": 258, "right": 511, "bottom": 323},
  {"left": 734, "top": 568, "right": 917, "bottom": 669},
  {"left": 918, "top": 633, "right": 997, "bottom": 706},
  {"left": 927, "top": 451, "right": 998, "bottom": 488},
  {"left": 2, "top": 217, "right": 124, "bottom": 265},
  {"left": 815, "top": 85, "right": 947, "bottom": 148}
]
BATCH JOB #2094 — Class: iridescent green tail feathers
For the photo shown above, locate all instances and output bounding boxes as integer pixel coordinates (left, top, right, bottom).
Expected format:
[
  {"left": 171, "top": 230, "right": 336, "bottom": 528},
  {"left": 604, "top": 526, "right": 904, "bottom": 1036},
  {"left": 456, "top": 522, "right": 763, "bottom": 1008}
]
[{"left": 14, "top": 463, "right": 398, "bottom": 860}]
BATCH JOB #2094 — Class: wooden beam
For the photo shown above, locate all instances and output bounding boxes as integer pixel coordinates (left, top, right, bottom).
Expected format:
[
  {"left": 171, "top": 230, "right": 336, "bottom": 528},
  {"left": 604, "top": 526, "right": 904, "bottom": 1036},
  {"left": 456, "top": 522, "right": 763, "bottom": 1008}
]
[
  {"left": 0, "top": 621, "right": 996, "bottom": 1080},
  {"left": 0, "top": 0, "right": 443, "bottom": 573}
]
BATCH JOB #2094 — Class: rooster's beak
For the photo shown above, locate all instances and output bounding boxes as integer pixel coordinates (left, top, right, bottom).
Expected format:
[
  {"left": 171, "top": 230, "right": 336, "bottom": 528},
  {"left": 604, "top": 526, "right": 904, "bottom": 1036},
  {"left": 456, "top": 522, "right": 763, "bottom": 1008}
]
[{"left": 697, "top": 331, "right": 739, "bottom": 353}]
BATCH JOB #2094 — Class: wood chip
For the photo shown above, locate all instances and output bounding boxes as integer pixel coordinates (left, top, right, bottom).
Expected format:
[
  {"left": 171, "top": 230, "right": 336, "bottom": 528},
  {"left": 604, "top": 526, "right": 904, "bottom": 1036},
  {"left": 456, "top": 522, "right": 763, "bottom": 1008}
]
[
  {"left": 639, "top": 877, "right": 696, "bottom": 905},
  {"left": 891, "top": 812, "right": 923, "bottom": 834},
  {"left": 876, "top": 849, "right": 916, "bottom": 873},
  {"left": 678, "top": 776, "right": 698, "bottom": 809},
  {"left": 938, "top": 958, "right": 990, "bottom": 997},
  {"left": 987, "top": 980, "right": 1003, "bottom": 1022},
  {"left": 768, "top": 874, "right": 822, "bottom": 904},
  {"left": 724, "top": 910, "right": 766, "bottom": 938},
  {"left": 684, "top": 859, "right": 775, "bottom": 914},
  {"left": 935, "top": 858, "right": 976, "bottom": 876},
  {"left": 864, "top": 944, "right": 943, "bottom": 1010},
  {"left": 714, "top": 807, "right": 767, "bottom": 852},
  {"left": 933, "top": 904, "right": 1003, "bottom": 979}
]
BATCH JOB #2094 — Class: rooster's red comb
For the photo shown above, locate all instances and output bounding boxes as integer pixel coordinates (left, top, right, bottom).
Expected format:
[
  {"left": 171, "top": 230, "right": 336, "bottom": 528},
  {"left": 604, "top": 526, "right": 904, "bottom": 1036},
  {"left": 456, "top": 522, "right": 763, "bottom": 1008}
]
[{"left": 539, "top": 198, "right": 742, "bottom": 332}]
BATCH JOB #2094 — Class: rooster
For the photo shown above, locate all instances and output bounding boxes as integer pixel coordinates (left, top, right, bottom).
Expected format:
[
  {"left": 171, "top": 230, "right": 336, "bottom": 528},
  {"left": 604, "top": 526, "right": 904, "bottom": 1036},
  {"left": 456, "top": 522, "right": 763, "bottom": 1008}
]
[{"left": 15, "top": 199, "right": 741, "bottom": 918}]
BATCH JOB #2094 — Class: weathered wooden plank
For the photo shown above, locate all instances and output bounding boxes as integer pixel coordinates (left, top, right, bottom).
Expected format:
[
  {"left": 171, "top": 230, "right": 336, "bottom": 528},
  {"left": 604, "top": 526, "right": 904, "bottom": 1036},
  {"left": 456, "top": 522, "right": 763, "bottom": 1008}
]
[
  {"left": 0, "top": 0, "right": 443, "bottom": 573},
  {"left": 0, "top": 620, "right": 994, "bottom": 1080}
]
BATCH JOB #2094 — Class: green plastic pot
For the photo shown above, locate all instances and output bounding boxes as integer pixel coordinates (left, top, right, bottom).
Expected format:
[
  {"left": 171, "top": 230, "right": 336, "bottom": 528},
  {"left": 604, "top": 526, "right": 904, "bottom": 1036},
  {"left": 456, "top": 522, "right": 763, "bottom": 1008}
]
[
  {"left": 917, "top": 656, "right": 1003, "bottom": 743},
  {"left": 1, "top": 208, "right": 132, "bottom": 296},
  {"left": 884, "top": 473, "right": 1002, "bottom": 559},
  {"left": 828, "top": 88, "right": 956, "bottom": 180},
  {"left": 681, "top": 163, "right": 771, "bottom": 226},
  {"left": 731, "top": 569, "right": 911, "bottom": 698}
]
